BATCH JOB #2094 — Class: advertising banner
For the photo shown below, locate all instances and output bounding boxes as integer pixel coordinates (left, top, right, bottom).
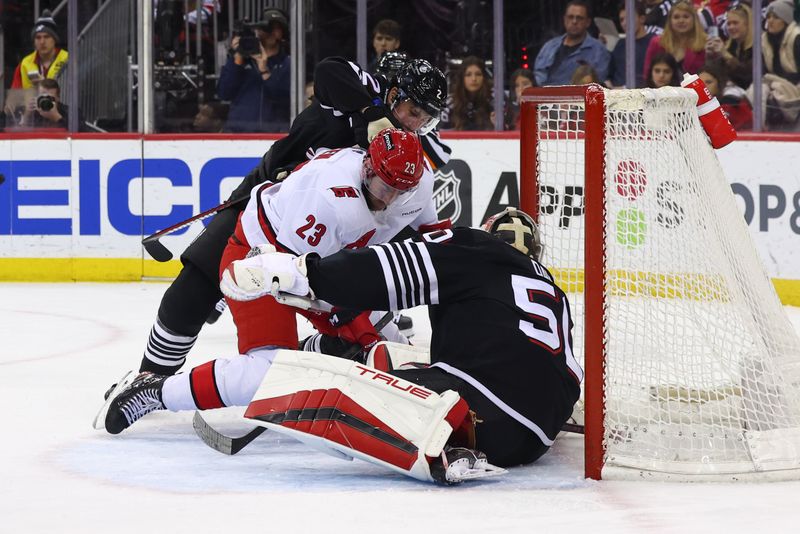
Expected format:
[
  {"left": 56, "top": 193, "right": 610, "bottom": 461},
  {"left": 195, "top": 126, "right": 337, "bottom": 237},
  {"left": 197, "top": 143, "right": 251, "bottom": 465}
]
[{"left": 0, "top": 136, "right": 798, "bottom": 302}]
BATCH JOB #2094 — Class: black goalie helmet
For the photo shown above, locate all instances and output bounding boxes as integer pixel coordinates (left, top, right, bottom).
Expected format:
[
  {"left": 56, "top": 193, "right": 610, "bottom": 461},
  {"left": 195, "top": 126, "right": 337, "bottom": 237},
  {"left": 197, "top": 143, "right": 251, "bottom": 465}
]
[
  {"left": 376, "top": 50, "right": 409, "bottom": 78},
  {"left": 392, "top": 59, "right": 447, "bottom": 134},
  {"left": 481, "top": 207, "right": 543, "bottom": 261}
]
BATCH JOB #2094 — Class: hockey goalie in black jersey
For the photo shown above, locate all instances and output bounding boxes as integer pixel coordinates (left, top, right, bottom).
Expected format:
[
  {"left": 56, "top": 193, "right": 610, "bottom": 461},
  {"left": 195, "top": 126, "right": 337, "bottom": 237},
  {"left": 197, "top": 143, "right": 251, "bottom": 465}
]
[
  {"left": 227, "top": 208, "right": 580, "bottom": 470},
  {"left": 292, "top": 208, "right": 584, "bottom": 467}
]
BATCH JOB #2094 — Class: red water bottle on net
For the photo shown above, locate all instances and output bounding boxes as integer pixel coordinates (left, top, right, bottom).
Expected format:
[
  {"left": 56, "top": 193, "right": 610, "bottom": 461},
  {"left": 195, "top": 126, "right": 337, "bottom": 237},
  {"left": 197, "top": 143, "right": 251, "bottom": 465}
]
[{"left": 681, "top": 72, "right": 737, "bottom": 149}]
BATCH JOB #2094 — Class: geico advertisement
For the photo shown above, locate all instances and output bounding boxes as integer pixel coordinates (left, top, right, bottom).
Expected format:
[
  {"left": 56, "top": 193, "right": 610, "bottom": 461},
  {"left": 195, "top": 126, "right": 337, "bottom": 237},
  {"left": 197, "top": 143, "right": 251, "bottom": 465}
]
[
  {"left": 0, "top": 138, "right": 798, "bottom": 279},
  {"left": 0, "top": 139, "right": 269, "bottom": 258}
]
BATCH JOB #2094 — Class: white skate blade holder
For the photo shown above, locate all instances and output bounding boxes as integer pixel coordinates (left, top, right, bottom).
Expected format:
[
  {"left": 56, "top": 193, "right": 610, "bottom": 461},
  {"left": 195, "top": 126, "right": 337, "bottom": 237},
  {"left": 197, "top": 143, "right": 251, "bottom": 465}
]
[{"left": 92, "top": 370, "right": 137, "bottom": 430}]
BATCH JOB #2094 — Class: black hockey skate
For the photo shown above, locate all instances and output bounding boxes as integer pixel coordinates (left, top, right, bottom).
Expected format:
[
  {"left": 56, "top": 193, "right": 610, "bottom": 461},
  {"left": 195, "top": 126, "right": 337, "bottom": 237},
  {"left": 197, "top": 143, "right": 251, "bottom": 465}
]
[
  {"left": 206, "top": 298, "right": 228, "bottom": 325},
  {"left": 430, "top": 446, "right": 507, "bottom": 484},
  {"left": 104, "top": 372, "right": 167, "bottom": 434},
  {"left": 395, "top": 314, "right": 414, "bottom": 338}
]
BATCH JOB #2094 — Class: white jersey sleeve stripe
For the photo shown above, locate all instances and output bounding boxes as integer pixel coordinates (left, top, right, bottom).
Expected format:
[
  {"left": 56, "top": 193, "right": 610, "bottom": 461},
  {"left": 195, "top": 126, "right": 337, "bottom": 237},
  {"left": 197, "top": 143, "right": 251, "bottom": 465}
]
[
  {"left": 369, "top": 241, "right": 440, "bottom": 310},
  {"left": 373, "top": 245, "right": 400, "bottom": 310},
  {"left": 390, "top": 242, "right": 418, "bottom": 308},
  {"left": 383, "top": 244, "right": 410, "bottom": 307},
  {"left": 398, "top": 242, "right": 426, "bottom": 306},
  {"left": 413, "top": 241, "right": 438, "bottom": 305}
]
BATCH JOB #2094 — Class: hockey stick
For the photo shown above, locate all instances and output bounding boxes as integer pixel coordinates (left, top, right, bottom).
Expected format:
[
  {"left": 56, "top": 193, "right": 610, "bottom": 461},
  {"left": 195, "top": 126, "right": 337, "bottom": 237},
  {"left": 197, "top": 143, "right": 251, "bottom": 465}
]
[
  {"left": 142, "top": 194, "right": 250, "bottom": 262},
  {"left": 561, "top": 422, "right": 584, "bottom": 434},
  {"left": 193, "top": 311, "right": 396, "bottom": 455},
  {"left": 193, "top": 411, "right": 266, "bottom": 455}
]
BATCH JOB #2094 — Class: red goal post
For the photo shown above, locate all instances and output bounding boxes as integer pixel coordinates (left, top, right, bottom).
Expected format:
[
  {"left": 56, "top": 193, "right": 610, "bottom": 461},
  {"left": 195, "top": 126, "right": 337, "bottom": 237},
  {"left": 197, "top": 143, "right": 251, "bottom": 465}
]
[
  {"left": 520, "top": 84, "right": 607, "bottom": 480},
  {"left": 519, "top": 84, "right": 800, "bottom": 481}
]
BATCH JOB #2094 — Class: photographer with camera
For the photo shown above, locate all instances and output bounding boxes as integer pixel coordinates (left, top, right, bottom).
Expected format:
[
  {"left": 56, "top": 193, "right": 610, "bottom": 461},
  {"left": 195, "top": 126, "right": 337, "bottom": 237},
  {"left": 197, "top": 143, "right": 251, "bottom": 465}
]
[
  {"left": 20, "top": 78, "right": 67, "bottom": 129},
  {"left": 217, "top": 7, "right": 290, "bottom": 132}
]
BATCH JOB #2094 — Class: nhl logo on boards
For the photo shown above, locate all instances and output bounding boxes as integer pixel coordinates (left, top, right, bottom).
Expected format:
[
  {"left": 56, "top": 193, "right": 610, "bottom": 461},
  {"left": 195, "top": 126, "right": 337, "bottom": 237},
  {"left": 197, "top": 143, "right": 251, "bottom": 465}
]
[{"left": 433, "top": 169, "right": 462, "bottom": 223}]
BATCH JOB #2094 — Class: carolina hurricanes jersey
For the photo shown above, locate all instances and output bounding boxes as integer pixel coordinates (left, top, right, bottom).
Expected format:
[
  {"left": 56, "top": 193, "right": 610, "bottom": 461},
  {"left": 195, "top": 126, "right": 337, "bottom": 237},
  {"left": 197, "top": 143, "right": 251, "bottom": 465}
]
[
  {"left": 305, "top": 227, "right": 583, "bottom": 444},
  {"left": 239, "top": 147, "right": 439, "bottom": 257}
]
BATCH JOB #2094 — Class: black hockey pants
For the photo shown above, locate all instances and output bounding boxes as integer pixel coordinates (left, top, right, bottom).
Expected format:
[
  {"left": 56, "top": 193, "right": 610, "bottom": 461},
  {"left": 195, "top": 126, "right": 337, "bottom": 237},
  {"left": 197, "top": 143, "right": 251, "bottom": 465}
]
[{"left": 391, "top": 367, "right": 550, "bottom": 468}]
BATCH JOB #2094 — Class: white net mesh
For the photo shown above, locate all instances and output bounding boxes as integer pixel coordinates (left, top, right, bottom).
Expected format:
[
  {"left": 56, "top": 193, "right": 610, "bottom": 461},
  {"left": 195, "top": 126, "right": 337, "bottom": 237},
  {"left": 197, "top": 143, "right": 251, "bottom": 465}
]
[{"left": 532, "top": 87, "right": 800, "bottom": 480}]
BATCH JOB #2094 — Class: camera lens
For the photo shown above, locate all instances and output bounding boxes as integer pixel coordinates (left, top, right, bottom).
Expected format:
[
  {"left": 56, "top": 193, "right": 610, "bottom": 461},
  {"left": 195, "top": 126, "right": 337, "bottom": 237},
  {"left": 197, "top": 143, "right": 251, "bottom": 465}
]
[{"left": 37, "top": 95, "right": 55, "bottom": 111}]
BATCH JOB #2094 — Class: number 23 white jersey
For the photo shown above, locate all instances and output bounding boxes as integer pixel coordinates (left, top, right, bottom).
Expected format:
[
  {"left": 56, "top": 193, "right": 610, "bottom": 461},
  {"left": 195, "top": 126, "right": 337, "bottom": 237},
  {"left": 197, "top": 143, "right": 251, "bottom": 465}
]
[{"left": 238, "top": 147, "right": 440, "bottom": 257}]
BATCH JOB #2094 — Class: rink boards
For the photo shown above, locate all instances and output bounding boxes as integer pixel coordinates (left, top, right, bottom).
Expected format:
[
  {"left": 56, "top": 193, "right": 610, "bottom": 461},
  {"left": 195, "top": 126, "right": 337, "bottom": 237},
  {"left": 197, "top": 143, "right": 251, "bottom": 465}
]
[{"left": 0, "top": 134, "right": 798, "bottom": 304}]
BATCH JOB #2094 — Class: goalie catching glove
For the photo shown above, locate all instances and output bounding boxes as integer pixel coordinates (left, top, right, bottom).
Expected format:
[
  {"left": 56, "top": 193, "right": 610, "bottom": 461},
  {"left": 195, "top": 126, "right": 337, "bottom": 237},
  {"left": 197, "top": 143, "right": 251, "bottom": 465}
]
[{"left": 220, "top": 245, "right": 313, "bottom": 302}]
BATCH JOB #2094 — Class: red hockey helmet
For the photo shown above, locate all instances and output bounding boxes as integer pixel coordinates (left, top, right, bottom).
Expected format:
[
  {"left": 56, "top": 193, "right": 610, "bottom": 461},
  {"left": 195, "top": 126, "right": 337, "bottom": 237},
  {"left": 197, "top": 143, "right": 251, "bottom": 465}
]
[{"left": 362, "top": 128, "right": 424, "bottom": 210}]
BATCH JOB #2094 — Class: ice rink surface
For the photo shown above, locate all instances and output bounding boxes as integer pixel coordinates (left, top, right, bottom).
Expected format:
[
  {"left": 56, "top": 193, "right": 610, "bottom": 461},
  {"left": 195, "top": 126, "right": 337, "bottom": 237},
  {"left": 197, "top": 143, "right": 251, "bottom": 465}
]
[{"left": 2, "top": 282, "right": 800, "bottom": 533}]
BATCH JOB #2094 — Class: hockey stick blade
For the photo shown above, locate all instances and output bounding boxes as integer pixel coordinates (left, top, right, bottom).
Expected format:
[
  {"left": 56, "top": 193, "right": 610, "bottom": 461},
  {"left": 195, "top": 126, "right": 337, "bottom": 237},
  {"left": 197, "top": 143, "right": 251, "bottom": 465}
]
[
  {"left": 561, "top": 422, "right": 584, "bottom": 434},
  {"left": 141, "top": 194, "right": 250, "bottom": 262},
  {"left": 143, "top": 238, "right": 174, "bottom": 262},
  {"left": 192, "top": 411, "right": 266, "bottom": 455}
]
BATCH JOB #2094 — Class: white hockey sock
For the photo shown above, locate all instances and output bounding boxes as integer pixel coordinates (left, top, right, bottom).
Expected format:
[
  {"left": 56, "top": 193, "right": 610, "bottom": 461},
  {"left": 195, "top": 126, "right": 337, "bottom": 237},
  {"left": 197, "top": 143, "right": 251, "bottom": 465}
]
[{"left": 162, "top": 348, "right": 278, "bottom": 411}]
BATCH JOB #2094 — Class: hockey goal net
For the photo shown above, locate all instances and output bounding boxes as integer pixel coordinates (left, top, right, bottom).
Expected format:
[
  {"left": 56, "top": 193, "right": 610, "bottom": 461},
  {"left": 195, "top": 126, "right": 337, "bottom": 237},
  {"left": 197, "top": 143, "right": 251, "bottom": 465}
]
[{"left": 520, "top": 84, "right": 800, "bottom": 481}]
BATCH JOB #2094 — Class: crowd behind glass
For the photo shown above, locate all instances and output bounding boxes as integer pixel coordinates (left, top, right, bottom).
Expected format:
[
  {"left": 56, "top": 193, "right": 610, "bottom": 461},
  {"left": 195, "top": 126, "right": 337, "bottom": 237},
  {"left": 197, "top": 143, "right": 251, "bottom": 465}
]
[{"left": 2, "top": 0, "right": 799, "bottom": 134}]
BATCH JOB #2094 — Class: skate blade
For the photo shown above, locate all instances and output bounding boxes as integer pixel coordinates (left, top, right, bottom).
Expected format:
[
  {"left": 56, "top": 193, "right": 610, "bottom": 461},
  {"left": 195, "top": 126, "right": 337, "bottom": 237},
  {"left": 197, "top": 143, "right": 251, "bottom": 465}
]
[{"left": 92, "top": 370, "right": 136, "bottom": 430}]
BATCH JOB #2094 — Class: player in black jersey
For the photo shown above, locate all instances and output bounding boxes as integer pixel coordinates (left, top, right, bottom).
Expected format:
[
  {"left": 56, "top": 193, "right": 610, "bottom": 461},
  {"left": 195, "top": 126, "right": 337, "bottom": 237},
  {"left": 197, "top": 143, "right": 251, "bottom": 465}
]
[
  {"left": 219, "top": 208, "right": 583, "bottom": 467},
  {"left": 132, "top": 57, "right": 450, "bottom": 380}
]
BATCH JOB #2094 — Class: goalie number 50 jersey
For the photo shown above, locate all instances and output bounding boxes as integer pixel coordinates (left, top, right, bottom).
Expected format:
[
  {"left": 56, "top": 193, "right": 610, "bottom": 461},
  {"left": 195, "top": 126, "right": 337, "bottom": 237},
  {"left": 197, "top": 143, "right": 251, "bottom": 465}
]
[{"left": 307, "top": 227, "right": 584, "bottom": 444}]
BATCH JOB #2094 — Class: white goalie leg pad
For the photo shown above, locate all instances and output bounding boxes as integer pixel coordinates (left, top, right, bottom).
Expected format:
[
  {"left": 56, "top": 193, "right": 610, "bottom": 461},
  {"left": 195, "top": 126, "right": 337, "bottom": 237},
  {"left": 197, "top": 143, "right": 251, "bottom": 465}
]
[
  {"left": 366, "top": 341, "right": 431, "bottom": 372},
  {"left": 243, "top": 349, "right": 469, "bottom": 483}
]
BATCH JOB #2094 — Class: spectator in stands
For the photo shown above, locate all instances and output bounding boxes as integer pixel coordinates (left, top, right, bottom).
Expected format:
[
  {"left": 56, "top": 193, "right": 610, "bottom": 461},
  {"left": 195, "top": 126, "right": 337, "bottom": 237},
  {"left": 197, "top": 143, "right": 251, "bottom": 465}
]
[
  {"left": 644, "top": 0, "right": 673, "bottom": 32},
  {"left": 698, "top": 0, "right": 732, "bottom": 38},
  {"left": 367, "top": 19, "right": 402, "bottom": 73},
  {"left": 644, "top": 1, "right": 707, "bottom": 78},
  {"left": 441, "top": 56, "right": 494, "bottom": 130},
  {"left": 762, "top": 0, "right": 800, "bottom": 85},
  {"left": 698, "top": 61, "right": 753, "bottom": 130},
  {"left": 192, "top": 102, "right": 228, "bottom": 132},
  {"left": 646, "top": 52, "right": 682, "bottom": 88},
  {"left": 533, "top": 0, "right": 610, "bottom": 86},
  {"left": 747, "top": 0, "right": 800, "bottom": 130},
  {"left": 570, "top": 62, "right": 601, "bottom": 84},
  {"left": 705, "top": 2, "right": 753, "bottom": 89},
  {"left": 608, "top": 0, "right": 657, "bottom": 88},
  {"left": 11, "top": 10, "right": 69, "bottom": 89},
  {"left": 217, "top": 7, "right": 290, "bottom": 132},
  {"left": 19, "top": 78, "right": 68, "bottom": 129},
  {"left": 504, "top": 68, "right": 536, "bottom": 130}
]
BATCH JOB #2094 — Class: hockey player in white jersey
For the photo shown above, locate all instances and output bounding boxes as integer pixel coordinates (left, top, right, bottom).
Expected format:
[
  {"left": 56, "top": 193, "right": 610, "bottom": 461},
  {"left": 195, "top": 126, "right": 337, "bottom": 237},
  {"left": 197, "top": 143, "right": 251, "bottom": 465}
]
[{"left": 98, "top": 128, "right": 451, "bottom": 439}]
